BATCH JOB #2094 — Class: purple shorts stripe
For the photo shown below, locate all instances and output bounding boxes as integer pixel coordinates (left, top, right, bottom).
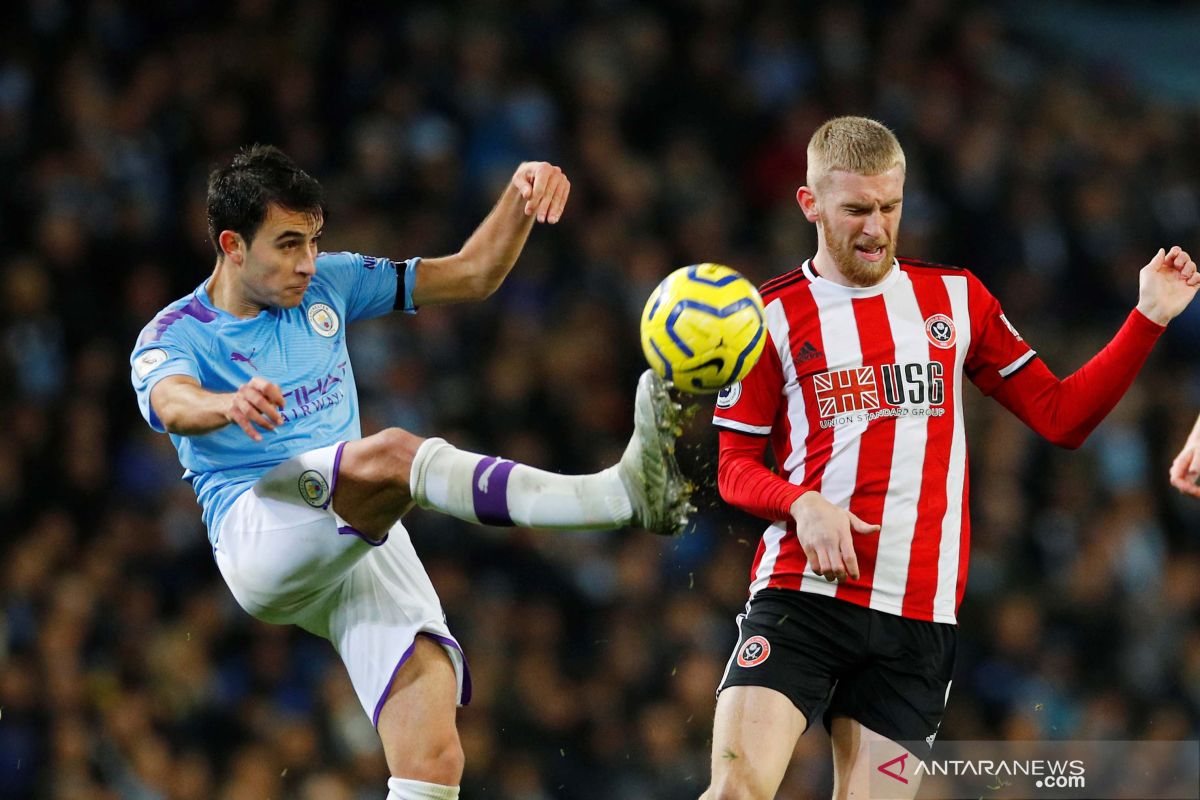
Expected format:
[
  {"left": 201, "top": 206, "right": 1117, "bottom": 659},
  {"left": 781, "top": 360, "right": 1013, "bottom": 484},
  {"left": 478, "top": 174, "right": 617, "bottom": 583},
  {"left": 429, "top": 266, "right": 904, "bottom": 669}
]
[
  {"left": 373, "top": 639, "right": 417, "bottom": 726},
  {"left": 471, "top": 457, "right": 516, "bottom": 526},
  {"left": 371, "top": 633, "right": 471, "bottom": 727},
  {"left": 337, "top": 525, "right": 387, "bottom": 546},
  {"left": 422, "top": 633, "right": 472, "bottom": 706},
  {"left": 326, "top": 441, "right": 348, "bottom": 510}
]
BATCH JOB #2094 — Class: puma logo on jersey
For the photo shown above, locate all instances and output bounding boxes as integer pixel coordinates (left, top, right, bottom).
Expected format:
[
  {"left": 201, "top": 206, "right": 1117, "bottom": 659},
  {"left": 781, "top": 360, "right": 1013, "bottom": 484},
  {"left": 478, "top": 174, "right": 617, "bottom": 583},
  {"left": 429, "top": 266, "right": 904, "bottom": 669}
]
[{"left": 230, "top": 349, "right": 257, "bottom": 371}]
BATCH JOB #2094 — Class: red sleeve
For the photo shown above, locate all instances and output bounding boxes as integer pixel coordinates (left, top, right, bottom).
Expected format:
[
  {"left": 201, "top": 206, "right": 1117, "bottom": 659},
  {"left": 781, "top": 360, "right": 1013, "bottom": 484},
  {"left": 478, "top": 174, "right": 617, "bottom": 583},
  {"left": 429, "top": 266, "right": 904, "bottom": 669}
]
[
  {"left": 717, "top": 429, "right": 809, "bottom": 521},
  {"left": 990, "top": 309, "right": 1164, "bottom": 449},
  {"left": 713, "top": 327, "right": 808, "bottom": 521},
  {"left": 964, "top": 273, "right": 1038, "bottom": 396},
  {"left": 712, "top": 328, "right": 784, "bottom": 435}
]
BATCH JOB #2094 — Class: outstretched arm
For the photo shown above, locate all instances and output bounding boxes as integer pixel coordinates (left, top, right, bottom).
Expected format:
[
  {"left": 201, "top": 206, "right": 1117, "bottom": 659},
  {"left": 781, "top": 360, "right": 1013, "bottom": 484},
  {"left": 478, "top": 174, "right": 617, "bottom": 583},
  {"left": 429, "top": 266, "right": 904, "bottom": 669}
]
[
  {"left": 411, "top": 161, "right": 570, "bottom": 306},
  {"left": 993, "top": 246, "right": 1198, "bottom": 448}
]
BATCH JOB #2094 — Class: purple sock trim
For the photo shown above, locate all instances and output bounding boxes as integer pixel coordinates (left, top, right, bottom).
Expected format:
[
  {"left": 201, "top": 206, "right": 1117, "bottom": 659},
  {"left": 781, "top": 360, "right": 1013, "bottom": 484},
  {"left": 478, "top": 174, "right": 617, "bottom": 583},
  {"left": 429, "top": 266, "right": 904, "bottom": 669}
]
[
  {"left": 325, "top": 441, "right": 348, "bottom": 510},
  {"left": 471, "top": 456, "right": 517, "bottom": 526},
  {"left": 338, "top": 525, "right": 388, "bottom": 546},
  {"left": 372, "top": 633, "right": 472, "bottom": 727}
]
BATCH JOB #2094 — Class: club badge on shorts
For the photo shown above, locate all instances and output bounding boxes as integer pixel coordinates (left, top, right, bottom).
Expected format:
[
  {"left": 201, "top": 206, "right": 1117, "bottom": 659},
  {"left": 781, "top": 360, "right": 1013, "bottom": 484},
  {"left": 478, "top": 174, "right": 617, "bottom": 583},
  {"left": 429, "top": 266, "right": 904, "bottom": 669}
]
[
  {"left": 737, "top": 635, "right": 771, "bottom": 667},
  {"left": 298, "top": 469, "right": 330, "bottom": 508}
]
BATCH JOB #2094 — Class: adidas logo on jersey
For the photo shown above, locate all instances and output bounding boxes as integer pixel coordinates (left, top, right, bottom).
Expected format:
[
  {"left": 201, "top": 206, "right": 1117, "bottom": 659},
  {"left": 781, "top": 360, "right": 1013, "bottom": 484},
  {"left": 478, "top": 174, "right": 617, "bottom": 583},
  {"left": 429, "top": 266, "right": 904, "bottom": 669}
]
[{"left": 796, "top": 341, "right": 823, "bottom": 363}]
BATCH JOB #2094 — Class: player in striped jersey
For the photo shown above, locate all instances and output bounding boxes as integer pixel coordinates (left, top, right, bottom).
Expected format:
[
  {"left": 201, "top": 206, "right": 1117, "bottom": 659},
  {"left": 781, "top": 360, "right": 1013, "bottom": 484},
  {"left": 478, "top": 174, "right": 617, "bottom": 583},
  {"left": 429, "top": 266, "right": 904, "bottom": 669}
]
[{"left": 703, "top": 117, "right": 1198, "bottom": 800}]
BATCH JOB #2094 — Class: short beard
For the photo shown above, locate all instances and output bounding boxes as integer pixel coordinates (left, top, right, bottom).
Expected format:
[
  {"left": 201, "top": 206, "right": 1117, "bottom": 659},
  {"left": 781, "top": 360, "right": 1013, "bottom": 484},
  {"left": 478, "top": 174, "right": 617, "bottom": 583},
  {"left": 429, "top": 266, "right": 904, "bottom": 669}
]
[{"left": 820, "top": 216, "right": 896, "bottom": 286}]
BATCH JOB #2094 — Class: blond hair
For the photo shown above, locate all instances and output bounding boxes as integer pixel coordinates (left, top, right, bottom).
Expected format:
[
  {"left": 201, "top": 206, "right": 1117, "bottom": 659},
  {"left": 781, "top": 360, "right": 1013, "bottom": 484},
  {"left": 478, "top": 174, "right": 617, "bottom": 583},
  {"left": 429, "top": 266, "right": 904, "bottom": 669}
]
[{"left": 806, "top": 116, "right": 906, "bottom": 187}]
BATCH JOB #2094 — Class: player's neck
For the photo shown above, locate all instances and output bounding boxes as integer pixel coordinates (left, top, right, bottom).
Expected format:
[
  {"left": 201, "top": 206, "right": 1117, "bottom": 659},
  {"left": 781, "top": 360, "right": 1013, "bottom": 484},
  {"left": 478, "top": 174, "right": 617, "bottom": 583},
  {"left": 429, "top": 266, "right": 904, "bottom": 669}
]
[
  {"left": 811, "top": 250, "right": 890, "bottom": 288},
  {"left": 208, "top": 261, "right": 266, "bottom": 319},
  {"left": 811, "top": 251, "right": 858, "bottom": 287}
]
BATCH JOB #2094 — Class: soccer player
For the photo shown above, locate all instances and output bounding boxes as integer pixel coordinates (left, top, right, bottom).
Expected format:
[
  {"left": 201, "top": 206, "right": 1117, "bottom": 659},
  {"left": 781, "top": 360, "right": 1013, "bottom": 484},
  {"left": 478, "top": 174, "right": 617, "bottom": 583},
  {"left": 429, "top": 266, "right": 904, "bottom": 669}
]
[
  {"left": 130, "top": 145, "right": 691, "bottom": 800},
  {"left": 705, "top": 117, "right": 1198, "bottom": 800}
]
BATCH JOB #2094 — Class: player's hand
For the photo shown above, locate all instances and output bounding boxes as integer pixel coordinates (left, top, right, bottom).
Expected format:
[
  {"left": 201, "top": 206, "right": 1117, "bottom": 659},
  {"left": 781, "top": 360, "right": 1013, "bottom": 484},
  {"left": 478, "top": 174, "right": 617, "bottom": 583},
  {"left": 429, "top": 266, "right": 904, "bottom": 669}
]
[
  {"left": 226, "top": 376, "right": 285, "bottom": 442},
  {"left": 512, "top": 161, "right": 570, "bottom": 224},
  {"left": 1169, "top": 433, "right": 1200, "bottom": 498},
  {"left": 790, "top": 491, "right": 880, "bottom": 582},
  {"left": 1135, "top": 246, "right": 1199, "bottom": 325}
]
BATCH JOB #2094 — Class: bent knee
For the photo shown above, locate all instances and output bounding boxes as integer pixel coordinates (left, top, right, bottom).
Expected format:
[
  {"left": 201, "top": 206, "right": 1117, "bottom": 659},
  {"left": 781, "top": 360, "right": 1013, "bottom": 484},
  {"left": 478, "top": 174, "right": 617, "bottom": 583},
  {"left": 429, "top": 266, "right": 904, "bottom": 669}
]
[
  {"left": 705, "top": 775, "right": 775, "bottom": 800},
  {"left": 373, "top": 426, "right": 423, "bottom": 456},
  {"left": 394, "top": 736, "right": 465, "bottom": 785},
  {"left": 346, "top": 427, "right": 425, "bottom": 486}
]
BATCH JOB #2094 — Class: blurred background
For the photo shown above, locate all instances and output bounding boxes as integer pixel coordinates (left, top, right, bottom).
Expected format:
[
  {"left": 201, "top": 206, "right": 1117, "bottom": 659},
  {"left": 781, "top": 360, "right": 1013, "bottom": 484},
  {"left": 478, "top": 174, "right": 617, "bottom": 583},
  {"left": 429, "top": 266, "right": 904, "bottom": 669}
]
[{"left": 1, "top": 1, "right": 1199, "bottom": 798}]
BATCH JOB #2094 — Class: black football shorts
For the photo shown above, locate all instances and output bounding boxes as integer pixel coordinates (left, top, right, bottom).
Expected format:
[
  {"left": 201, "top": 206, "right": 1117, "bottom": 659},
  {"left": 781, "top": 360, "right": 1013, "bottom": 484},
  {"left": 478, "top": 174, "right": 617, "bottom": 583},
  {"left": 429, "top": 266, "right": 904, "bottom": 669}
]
[{"left": 717, "top": 589, "right": 956, "bottom": 748}]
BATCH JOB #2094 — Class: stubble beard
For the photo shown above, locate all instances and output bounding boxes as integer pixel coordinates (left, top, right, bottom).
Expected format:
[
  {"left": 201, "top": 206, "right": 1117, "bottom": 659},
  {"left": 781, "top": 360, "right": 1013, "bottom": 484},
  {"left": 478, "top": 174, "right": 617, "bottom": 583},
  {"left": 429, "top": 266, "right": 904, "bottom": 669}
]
[{"left": 821, "top": 216, "right": 897, "bottom": 287}]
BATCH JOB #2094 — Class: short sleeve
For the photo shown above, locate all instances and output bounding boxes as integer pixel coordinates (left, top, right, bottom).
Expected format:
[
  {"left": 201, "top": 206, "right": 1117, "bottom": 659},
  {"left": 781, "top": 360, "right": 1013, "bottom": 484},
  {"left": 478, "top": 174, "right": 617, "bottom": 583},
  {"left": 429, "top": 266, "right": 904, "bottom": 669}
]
[
  {"left": 316, "top": 251, "right": 411, "bottom": 322},
  {"left": 131, "top": 333, "right": 202, "bottom": 433},
  {"left": 964, "top": 274, "right": 1037, "bottom": 396},
  {"left": 713, "top": 328, "right": 784, "bottom": 435}
]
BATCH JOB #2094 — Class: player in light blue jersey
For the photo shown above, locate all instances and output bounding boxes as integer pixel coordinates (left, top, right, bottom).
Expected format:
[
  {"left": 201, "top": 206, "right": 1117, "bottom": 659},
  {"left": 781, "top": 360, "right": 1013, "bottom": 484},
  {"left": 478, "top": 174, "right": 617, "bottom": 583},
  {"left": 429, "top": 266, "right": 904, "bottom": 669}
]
[{"left": 130, "top": 145, "right": 691, "bottom": 800}]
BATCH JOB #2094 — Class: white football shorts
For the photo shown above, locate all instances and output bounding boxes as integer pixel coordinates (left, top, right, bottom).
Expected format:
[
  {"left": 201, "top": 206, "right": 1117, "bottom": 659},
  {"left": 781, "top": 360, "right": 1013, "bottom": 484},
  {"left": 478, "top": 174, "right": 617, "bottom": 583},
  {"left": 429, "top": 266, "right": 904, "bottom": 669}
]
[{"left": 213, "top": 442, "right": 470, "bottom": 724}]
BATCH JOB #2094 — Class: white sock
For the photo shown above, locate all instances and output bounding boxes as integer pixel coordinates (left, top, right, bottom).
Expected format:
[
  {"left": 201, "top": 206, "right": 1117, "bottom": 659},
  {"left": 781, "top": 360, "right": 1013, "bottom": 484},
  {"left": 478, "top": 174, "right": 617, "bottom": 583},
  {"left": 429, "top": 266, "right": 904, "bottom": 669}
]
[
  {"left": 410, "top": 438, "right": 633, "bottom": 529},
  {"left": 386, "top": 776, "right": 459, "bottom": 799}
]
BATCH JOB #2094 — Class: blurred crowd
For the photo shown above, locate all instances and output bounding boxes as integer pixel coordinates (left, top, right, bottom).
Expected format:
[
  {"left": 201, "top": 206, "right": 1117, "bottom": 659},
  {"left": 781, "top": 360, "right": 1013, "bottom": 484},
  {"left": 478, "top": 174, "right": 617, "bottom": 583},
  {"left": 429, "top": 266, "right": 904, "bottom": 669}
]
[{"left": 1, "top": 1, "right": 1199, "bottom": 798}]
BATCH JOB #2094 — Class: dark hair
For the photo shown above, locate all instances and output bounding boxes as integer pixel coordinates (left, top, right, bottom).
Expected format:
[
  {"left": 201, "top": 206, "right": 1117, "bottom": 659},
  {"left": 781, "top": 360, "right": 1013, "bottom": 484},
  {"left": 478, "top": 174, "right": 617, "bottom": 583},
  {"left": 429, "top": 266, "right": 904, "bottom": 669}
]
[{"left": 206, "top": 144, "right": 326, "bottom": 256}]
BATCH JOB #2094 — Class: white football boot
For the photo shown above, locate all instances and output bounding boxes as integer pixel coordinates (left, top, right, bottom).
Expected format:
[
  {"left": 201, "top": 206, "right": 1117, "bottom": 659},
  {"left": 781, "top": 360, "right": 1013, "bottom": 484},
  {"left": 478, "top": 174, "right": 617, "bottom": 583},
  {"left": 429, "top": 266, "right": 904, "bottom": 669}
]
[{"left": 619, "top": 370, "right": 695, "bottom": 536}]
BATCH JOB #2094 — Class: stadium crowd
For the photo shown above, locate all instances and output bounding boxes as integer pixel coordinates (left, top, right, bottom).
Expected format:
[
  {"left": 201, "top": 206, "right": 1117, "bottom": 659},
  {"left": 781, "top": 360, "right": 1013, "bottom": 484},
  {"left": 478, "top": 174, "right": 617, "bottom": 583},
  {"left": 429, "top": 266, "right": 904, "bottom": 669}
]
[{"left": 1, "top": 1, "right": 1198, "bottom": 798}]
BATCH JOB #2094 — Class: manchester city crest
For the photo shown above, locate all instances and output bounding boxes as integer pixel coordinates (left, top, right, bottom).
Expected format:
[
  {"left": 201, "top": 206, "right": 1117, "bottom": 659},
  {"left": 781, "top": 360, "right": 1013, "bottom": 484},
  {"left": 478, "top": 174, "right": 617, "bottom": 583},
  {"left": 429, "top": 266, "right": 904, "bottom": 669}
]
[
  {"left": 298, "top": 469, "right": 330, "bottom": 508},
  {"left": 307, "top": 302, "right": 340, "bottom": 337}
]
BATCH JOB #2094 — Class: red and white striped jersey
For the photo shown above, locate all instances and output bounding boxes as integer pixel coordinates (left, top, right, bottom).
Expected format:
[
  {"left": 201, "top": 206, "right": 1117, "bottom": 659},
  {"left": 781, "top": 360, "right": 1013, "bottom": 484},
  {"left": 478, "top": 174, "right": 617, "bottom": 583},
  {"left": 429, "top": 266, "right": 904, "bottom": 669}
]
[{"left": 713, "top": 257, "right": 1035, "bottom": 624}]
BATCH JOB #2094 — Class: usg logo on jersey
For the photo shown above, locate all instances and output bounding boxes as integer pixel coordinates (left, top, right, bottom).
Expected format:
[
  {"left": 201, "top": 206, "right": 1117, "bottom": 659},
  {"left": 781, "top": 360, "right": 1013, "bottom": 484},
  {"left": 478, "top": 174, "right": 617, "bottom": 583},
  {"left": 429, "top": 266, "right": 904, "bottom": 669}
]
[
  {"left": 924, "top": 314, "right": 956, "bottom": 349},
  {"left": 307, "top": 303, "right": 340, "bottom": 337},
  {"left": 716, "top": 382, "right": 742, "bottom": 409},
  {"left": 736, "top": 635, "right": 771, "bottom": 667},
  {"left": 298, "top": 470, "right": 330, "bottom": 508},
  {"left": 134, "top": 348, "right": 168, "bottom": 380}
]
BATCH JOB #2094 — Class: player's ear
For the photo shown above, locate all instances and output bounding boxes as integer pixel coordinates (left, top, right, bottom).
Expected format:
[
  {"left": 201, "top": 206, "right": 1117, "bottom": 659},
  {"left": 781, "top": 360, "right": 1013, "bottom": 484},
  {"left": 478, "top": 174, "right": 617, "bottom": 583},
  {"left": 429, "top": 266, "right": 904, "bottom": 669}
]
[
  {"left": 218, "top": 230, "right": 246, "bottom": 264},
  {"left": 797, "top": 186, "right": 819, "bottom": 222}
]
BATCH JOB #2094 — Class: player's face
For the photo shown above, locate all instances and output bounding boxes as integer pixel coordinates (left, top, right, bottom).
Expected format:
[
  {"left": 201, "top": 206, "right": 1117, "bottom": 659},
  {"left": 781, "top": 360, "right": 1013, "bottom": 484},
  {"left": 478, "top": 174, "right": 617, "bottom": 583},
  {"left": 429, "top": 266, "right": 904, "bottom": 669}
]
[
  {"left": 238, "top": 204, "right": 324, "bottom": 309},
  {"left": 802, "top": 166, "right": 904, "bottom": 287}
]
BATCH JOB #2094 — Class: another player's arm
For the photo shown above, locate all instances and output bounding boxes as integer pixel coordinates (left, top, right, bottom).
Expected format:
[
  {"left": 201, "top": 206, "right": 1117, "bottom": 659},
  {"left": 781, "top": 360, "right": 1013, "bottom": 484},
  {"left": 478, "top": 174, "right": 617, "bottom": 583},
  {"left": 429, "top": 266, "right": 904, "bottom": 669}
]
[
  {"left": 991, "top": 246, "right": 1198, "bottom": 449},
  {"left": 151, "top": 374, "right": 285, "bottom": 442},
  {"left": 411, "top": 161, "right": 570, "bottom": 306},
  {"left": 718, "top": 430, "right": 879, "bottom": 582},
  {"left": 1169, "top": 414, "right": 1200, "bottom": 497}
]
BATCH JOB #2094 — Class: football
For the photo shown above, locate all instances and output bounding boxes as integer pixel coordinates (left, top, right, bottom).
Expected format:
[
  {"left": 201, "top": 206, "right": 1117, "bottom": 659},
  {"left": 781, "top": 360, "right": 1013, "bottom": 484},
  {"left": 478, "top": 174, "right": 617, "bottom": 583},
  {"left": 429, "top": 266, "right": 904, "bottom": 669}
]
[{"left": 640, "top": 263, "right": 767, "bottom": 393}]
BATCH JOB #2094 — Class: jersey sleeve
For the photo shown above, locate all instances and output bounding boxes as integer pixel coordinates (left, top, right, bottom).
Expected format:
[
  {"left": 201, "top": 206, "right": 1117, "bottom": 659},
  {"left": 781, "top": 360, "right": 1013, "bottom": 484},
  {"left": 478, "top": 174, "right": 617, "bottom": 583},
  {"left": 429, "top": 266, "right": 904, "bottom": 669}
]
[
  {"left": 316, "top": 251, "right": 416, "bottom": 322},
  {"left": 131, "top": 327, "right": 203, "bottom": 433},
  {"left": 963, "top": 273, "right": 1037, "bottom": 396},
  {"left": 712, "top": 328, "right": 784, "bottom": 435}
]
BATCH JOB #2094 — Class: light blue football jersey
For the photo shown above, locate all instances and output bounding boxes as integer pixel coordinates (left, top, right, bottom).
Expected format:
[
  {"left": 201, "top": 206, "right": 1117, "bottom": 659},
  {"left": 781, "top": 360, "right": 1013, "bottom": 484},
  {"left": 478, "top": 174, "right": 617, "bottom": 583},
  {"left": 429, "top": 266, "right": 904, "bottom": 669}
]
[{"left": 131, "top": 251, "right": 418, "bottom": 544}]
